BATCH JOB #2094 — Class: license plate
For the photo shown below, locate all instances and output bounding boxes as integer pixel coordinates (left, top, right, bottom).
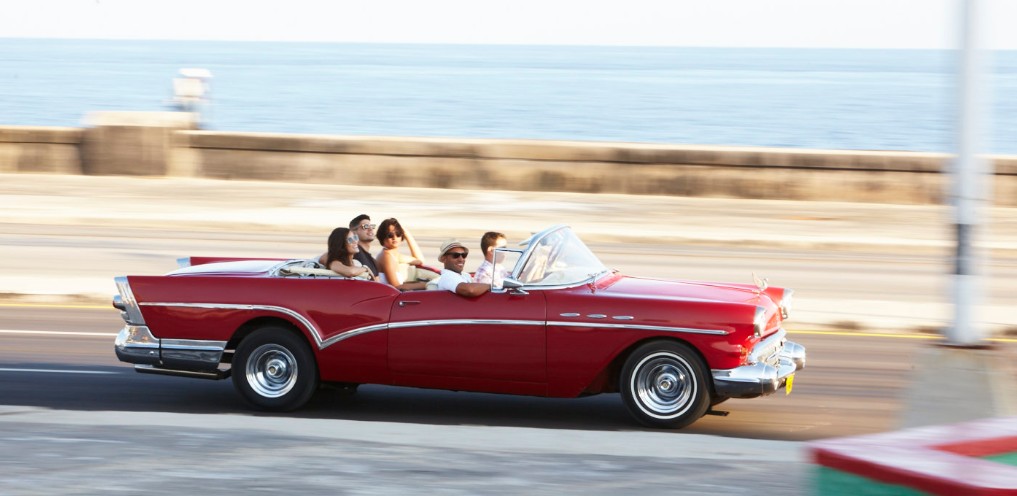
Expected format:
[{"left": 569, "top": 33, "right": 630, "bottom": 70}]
[{"left": 785, "top": 374, "right": 794, "bottom": 395}]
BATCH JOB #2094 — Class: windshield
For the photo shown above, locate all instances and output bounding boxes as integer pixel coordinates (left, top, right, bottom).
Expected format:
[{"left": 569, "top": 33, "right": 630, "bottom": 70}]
[{"left": 513, "top": 226, "right": 608, "bottom": 287}]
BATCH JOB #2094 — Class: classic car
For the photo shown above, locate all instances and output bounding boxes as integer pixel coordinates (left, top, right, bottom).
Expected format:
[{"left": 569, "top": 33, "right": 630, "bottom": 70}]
[{"left": 113, "top": 225, "right": 805, "bottom": 429}]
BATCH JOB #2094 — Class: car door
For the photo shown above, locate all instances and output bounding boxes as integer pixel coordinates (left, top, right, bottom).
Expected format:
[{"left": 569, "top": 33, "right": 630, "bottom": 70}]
[{"left": 388, "top": 289, "right": 547, "bottom": 393}]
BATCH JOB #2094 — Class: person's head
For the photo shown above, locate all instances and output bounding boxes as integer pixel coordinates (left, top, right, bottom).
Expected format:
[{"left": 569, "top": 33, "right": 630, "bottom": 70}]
[
  {"left": 377, "top": 218, "right": 405, "bottom": 250},
  {"left": 348, "top": 214, "right": 376, "bottom": 245},
  {"left": 326, "top": 227, "right": 358, "bottom": 266},
  {"left": 439, "top": 239, "right": 469, "bottom": 273},
  {"left": 480, "top": 231, "right": 507, "bottom": 263}
]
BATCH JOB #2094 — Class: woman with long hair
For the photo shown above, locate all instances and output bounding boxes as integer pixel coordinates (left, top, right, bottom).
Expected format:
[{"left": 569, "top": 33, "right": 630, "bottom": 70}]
[{"left": 325, "top": 227, "right": 376, "bottom": 280}]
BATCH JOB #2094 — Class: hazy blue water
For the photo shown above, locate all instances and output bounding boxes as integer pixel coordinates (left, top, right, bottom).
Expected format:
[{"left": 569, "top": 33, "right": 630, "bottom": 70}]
[{"left": 2, "top": 39, "right": 1016, "bottom": 153}]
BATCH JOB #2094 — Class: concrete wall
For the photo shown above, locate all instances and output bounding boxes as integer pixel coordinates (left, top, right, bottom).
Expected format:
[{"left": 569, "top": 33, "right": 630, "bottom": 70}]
[
  {"left": 172, "top": 131, "right": 1017, "bottom": 205},
  {"left": 81, "top": 111, "right": 198, "bottom": 176},
  {"left": 3, "top": 116, "right": 1017, "bottom": 205},
  {"left": 0, "top": 126, "right": 83, "bottom": 174}
]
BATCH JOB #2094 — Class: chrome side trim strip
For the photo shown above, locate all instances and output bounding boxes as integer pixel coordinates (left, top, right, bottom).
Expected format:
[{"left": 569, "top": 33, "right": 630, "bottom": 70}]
[
  {"left": 140, "top": 302, "right": 324, "bottom": 347},
  {"left": 321, "top": 319, "right": 545, "bottom": 349},
  {"left": 547, "top": 321, "right": 728, "bottom": 335},
  {"left": 319, "top": 323, "right": 390, "bottom": 349},
  {"left": 560, "top": 313, "right": 581, "bottom": 317},
  {"left": 388, "top": 319, "right": 544, "bottom": 329}
]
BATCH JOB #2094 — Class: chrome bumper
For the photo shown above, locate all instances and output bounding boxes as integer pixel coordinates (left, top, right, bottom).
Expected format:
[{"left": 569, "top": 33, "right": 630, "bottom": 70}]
[
  {"left": 711, "top": 329, "right": 806, "bottom": 399},
  {"left": 115, "top": 325, "right": 228, "bottom": 375}
]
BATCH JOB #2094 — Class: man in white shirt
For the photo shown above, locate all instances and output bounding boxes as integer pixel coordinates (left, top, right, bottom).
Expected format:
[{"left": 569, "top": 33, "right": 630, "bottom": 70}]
[{"left": 436, "top": 239, "right": 490, "bottom": 297}]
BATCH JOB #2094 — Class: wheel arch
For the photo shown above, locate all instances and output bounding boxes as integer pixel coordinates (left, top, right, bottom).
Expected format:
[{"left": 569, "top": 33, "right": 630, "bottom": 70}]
[
  {"left": 589, "top": 336, "right": 714, "bottom": 395},
  {"left": 227, "top": 316, "right": 315, "bottom": 358}
]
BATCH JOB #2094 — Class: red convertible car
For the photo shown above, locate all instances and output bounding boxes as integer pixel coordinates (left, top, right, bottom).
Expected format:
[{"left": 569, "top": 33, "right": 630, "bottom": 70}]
[{"left": 114, "top": 225, "right": 804, "bottom": 429}]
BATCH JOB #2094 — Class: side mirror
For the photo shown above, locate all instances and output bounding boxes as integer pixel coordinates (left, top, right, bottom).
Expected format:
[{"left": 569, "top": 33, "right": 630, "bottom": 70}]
[{"left": 501, "top": 277, "right": 528, "bottom": 294}]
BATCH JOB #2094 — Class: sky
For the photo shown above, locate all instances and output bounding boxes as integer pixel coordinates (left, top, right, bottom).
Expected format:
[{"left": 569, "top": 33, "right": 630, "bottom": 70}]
[{"left": 4, "top": 0, "right": 1017, "bottom": 49}]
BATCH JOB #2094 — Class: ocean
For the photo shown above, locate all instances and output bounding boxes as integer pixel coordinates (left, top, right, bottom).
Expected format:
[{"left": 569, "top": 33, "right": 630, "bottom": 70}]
[{"left": 2, "top": 38, "right": 1016, "bottom": 154}]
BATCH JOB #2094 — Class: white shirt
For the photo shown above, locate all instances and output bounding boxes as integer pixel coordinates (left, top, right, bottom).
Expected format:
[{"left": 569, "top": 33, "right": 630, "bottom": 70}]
[{"left": 436, "top": 269, "right": 473, "bottom": 293}]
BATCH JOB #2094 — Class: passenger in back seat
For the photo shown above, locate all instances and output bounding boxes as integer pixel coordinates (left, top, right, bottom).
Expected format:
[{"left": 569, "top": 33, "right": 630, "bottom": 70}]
[
  {"left": 324, "top": 227, "right": 376, "bottom": 280},
  {"left": 376, "top": 218, "right": 428, "bottom": 291},
  {"left": 474, "top": 231, "right": 508, "bottom": 287},
  {"left": 318, "top": 214, "right": 380, "bottom": 279}
]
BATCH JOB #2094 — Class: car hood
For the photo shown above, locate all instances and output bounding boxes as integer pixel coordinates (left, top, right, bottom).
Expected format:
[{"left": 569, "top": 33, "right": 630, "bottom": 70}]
[
  {"left": 168, "top": 260, "right": 279, "bottom": 277},
  {"left": 603, "top": 275, "right": 767, "bottom": 305}
]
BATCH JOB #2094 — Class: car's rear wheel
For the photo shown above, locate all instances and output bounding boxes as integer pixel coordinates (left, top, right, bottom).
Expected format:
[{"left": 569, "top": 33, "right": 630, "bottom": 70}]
[
  {"left": 232, "top": 326, "right": 318, "bottom": 411},
  {"left": 620, "top": 341, "right": 710, "bottom": 429}
]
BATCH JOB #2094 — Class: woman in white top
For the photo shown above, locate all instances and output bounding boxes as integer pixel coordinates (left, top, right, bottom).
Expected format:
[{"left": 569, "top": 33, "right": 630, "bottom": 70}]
[{"left": 375, "top": 218, "right": 427, "bottom": 291}]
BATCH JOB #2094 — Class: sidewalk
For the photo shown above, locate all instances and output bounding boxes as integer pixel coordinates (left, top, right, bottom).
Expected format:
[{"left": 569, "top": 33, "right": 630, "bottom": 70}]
[{"left": 0, "top": 406, "right": 806, "bottom": 495}]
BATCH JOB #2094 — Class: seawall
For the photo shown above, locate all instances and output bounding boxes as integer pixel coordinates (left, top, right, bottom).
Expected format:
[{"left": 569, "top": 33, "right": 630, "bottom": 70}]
[{"left": 3, "top": 112, "right": 1016, "bottom": 205}]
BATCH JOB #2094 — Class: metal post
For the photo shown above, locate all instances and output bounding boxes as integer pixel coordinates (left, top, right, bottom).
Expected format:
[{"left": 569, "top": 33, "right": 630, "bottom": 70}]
[{"left": 947, "top": 0, "right": 992, "bottom": 346}]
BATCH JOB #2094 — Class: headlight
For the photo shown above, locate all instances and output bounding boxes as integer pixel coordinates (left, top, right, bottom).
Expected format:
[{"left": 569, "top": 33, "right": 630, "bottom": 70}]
[
  {"left": 753, "top": 306, "right": 766, "bottom": 338},
  {"left": 779, "top": 289, "right": 794, "bottom": 320}
]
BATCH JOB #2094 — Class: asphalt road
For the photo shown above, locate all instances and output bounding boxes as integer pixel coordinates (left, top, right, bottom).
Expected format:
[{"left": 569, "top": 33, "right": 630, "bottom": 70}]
[
  {"left": 0, "top": 305, "right": 993, "bottom": 441},
  {"left": 3, "top": 306, "right": 1014, "bottom": 495}
]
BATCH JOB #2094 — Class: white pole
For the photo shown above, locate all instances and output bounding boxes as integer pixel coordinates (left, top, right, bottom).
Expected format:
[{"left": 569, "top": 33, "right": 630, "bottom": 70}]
[{"left": 947, "top": 0, "right": 992, "bottom": 346}]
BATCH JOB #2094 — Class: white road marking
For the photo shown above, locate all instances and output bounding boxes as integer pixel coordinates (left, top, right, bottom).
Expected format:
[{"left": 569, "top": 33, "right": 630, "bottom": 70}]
[
  {"left": 0, "top": 368, "right": 119, "bottom": 375},
  {"left": 0, "top": 329, "right": 116, "bottom": 338}
]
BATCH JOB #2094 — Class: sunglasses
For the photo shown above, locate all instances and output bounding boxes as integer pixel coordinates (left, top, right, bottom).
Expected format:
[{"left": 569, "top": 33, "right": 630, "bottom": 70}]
[
  {"left": 446, "top": 251, "right": 468, "bottom": 260},
  {"left": 346, "top": 235, "right": 359, "bottom": 243},
  {"left": 384, "top": 232, "right": 403, "bottom": 239},
  {"left": 358, "top": 223, "right": 377, "bottom": 230}
]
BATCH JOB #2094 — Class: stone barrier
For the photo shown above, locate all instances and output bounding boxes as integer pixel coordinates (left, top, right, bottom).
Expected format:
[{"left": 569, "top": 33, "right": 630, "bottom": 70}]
[
  {"left": 82, "top": 111, "right": 198, "bottom": 176},
  {"left": 2, "top": 113, "right": 1016, "bottom": 205},
  {"left": 0, "top": 126, "right": 83, "bottom": 174}
]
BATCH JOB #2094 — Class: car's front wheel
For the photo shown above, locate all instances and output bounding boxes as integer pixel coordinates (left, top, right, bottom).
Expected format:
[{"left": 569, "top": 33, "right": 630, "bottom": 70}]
[
  {"left": 620, "top": 341, "right": 710, "bottom": 429},
  {"left": 232, "top": 326, "right": 319, "bottom": 411}
]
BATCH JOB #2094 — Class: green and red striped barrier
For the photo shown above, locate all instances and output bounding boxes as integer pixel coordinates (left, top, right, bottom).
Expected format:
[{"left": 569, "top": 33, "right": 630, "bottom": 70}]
[{"left": 811, "top": 417, "right": 1017, "bottom": 495}]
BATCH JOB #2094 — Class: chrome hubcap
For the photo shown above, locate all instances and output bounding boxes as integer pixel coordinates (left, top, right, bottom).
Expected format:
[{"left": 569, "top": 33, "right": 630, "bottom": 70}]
[
  {"left": 632, "top": 352, "right": 695, "bottom": 419},
  {"left": 246, "top": 344, "right": 298, "bottom": 398},
  {"left": 658, "top": 376, "right": 675, "bottom": 392}
]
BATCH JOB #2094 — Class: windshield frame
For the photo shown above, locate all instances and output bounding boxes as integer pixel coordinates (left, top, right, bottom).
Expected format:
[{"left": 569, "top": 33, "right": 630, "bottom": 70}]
[{"left": 505, "top": 225, "right": 611, "bottom": 290}]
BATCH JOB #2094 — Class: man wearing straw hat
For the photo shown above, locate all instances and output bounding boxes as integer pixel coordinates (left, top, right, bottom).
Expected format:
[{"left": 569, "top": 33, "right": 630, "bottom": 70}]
[{"left": 435, "top": 239, "right": 490, "bottom": 298}]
